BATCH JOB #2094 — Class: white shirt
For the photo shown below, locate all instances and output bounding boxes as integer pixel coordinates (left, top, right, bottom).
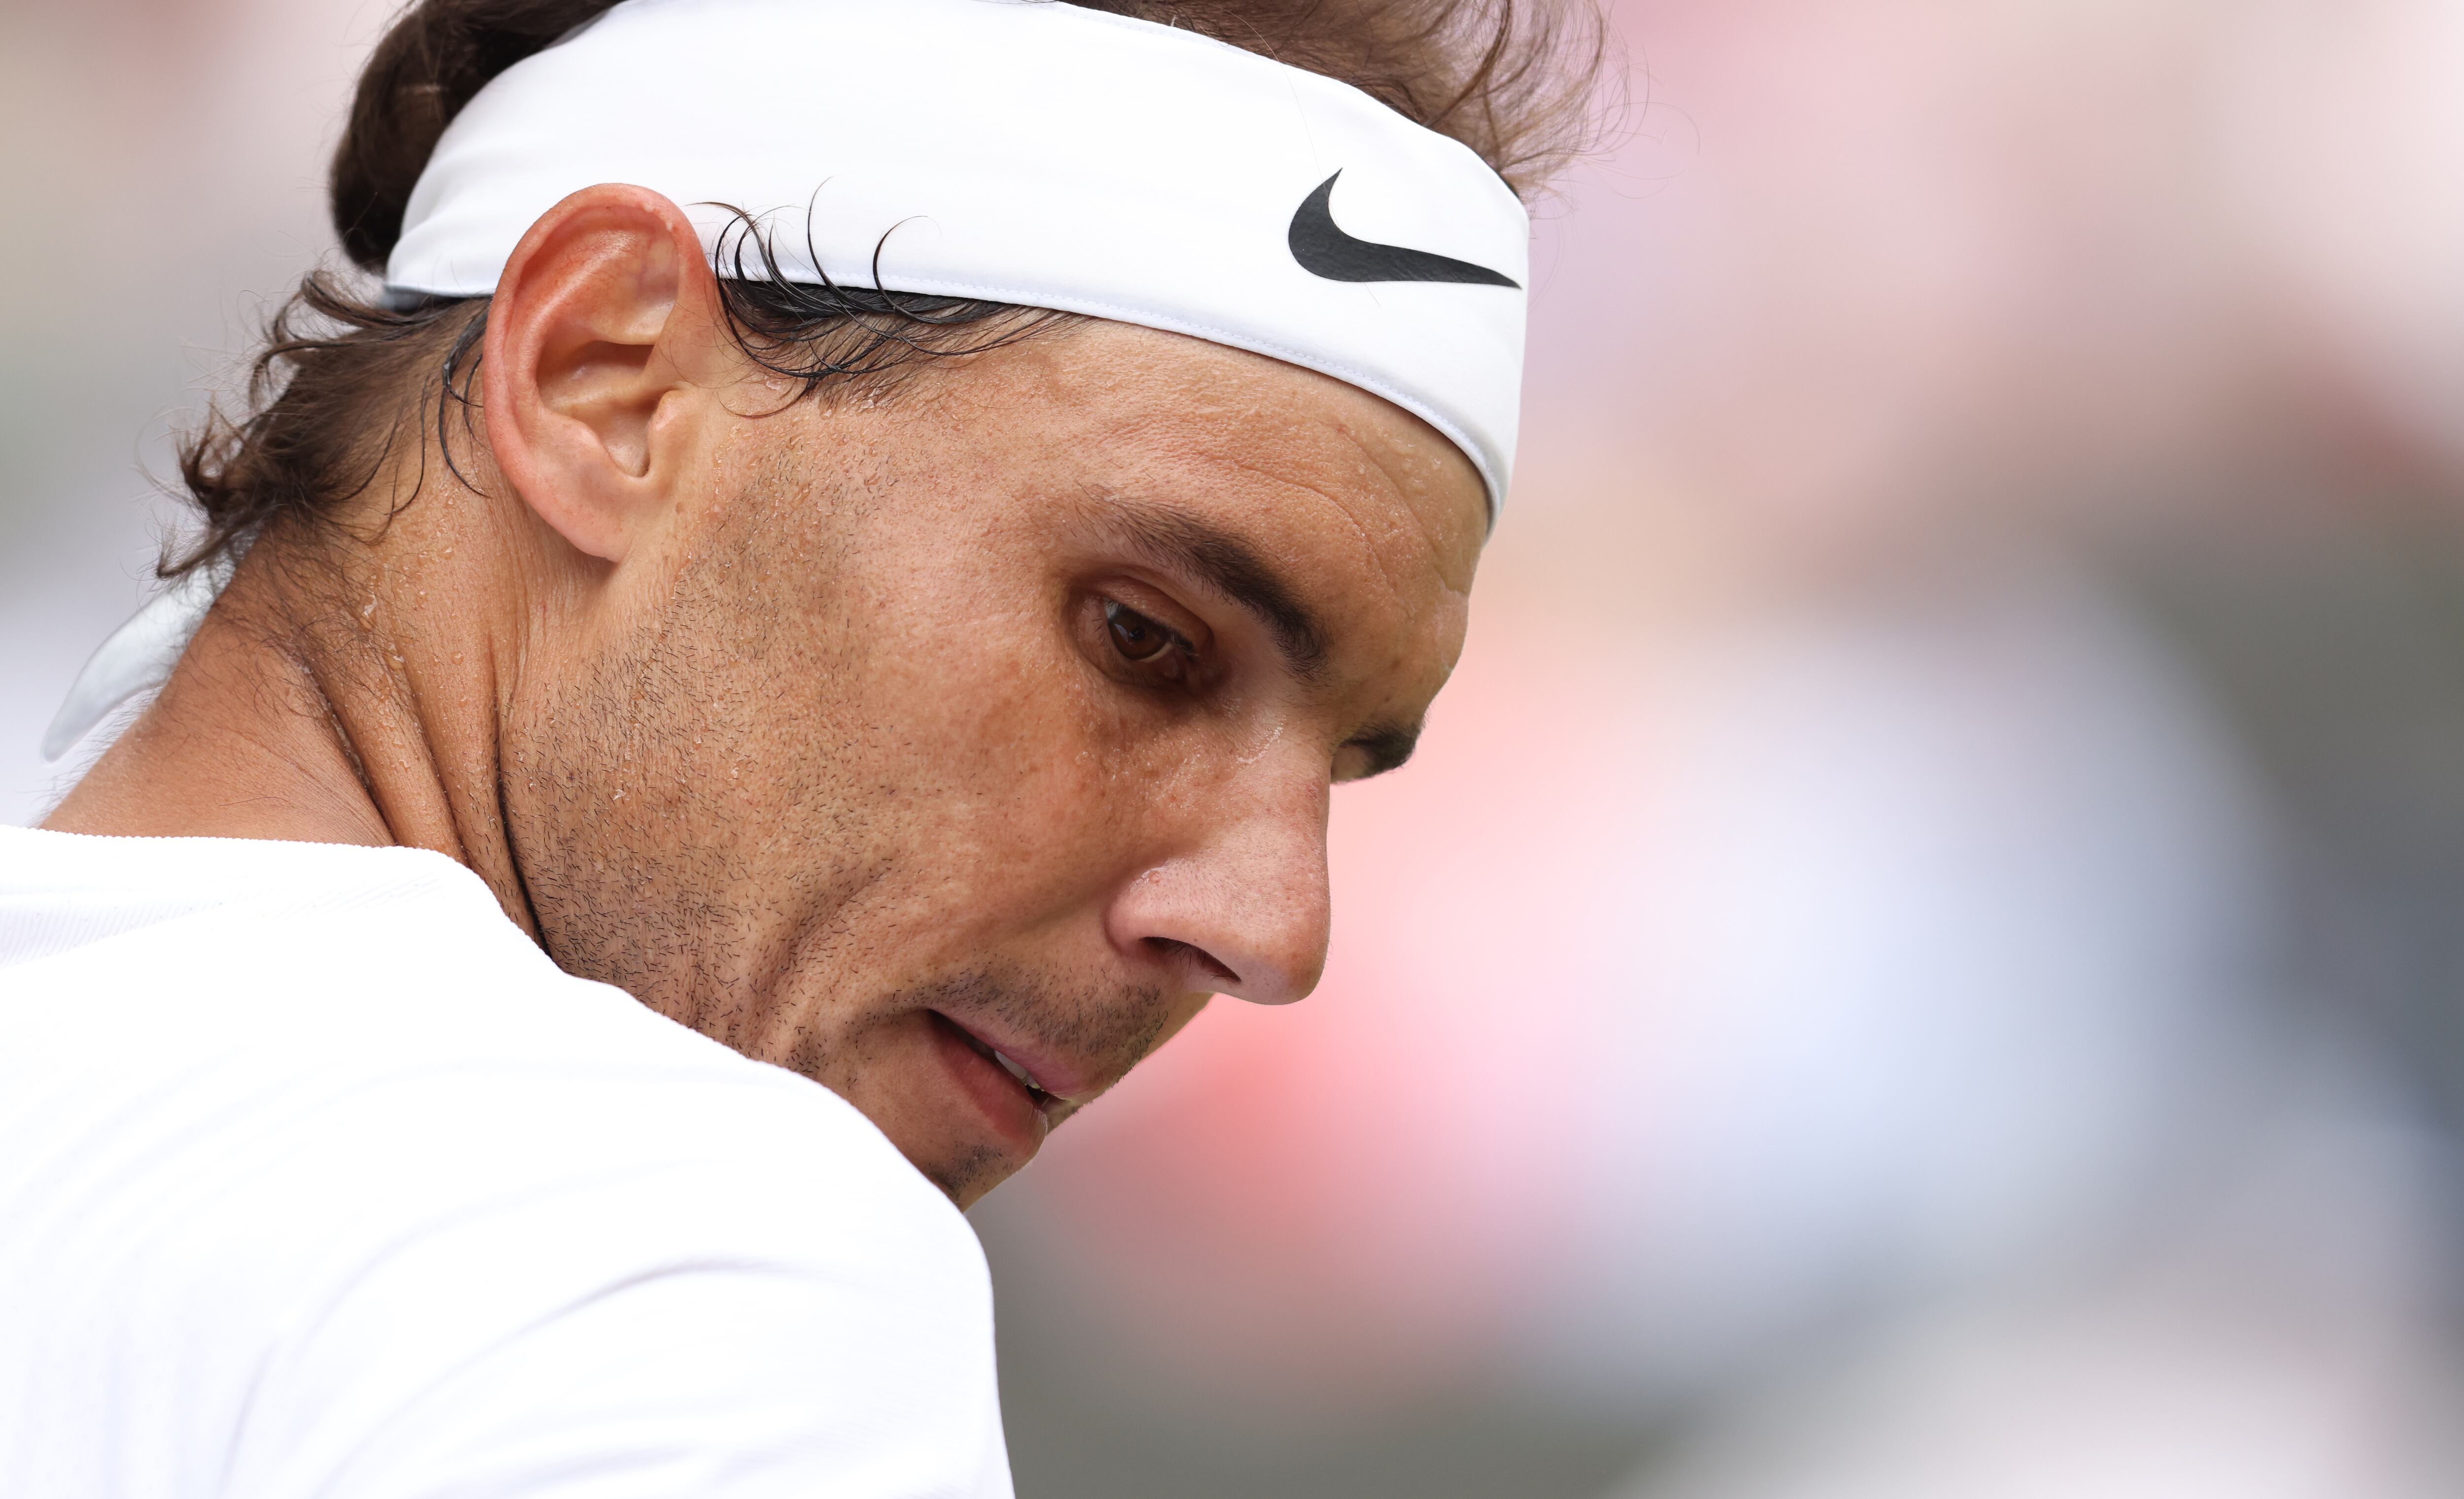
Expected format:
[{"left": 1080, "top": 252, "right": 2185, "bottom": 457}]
[{"left": 0, "top": 826, "right": 1013, "bottom": 1499}]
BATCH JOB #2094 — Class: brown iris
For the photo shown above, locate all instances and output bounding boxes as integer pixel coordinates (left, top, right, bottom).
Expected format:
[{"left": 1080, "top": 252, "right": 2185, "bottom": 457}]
[{"left": 1104, "top": 600, "right": 1180, "bottom": 663}]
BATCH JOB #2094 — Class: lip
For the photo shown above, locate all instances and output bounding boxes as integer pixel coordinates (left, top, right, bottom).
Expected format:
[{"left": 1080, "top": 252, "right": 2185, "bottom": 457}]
[
  {"left": 927, "top": 1012, "right": 1051, "bottom": 1156},
  {"left": 931, "top": 1012, "right": 1101, "bottom": 1103}
]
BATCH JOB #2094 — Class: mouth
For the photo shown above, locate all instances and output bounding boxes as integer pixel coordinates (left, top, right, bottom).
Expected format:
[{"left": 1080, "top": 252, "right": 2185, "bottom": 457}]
[
  {"left": 954, "top": 1020, "right": 1060, "bottom": 1107},
  {"left": 925, "top": 1011, "right": 1085, "bottom": 1153}
]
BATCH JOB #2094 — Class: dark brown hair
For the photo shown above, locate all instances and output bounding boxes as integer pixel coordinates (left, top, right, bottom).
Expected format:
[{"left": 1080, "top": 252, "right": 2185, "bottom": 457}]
[{"left": 172, "top": 0, "right": 1611, "bottom": 576}]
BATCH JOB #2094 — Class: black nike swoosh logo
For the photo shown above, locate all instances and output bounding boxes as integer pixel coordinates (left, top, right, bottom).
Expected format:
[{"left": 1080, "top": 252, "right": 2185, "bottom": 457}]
[{"left": 1287, "top": 171, "right": 1520, "bottom": 288}]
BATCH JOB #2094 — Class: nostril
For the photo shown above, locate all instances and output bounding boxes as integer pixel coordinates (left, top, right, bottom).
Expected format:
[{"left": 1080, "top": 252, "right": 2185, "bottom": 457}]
[{"left": 1144, "top": 936, "right": 1239, "bottom": 988}]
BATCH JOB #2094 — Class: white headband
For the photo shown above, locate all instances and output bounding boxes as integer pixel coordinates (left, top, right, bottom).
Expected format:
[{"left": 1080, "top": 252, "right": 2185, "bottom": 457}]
[
  {"left": 45, "top": 0, "right": 1529, "bottom": 762},
  {"left": 390, "top": 0, "right": 1530, "bottom": 510}
]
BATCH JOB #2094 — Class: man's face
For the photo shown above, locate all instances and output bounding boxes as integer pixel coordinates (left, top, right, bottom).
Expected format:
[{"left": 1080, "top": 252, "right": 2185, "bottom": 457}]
[{"left": 503, "top": 320, "right": 1487, "bottom": 1203}]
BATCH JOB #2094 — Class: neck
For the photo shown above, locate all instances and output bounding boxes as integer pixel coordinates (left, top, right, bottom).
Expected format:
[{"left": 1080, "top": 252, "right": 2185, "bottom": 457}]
[{"left": 44, "top": 534, "right": 543, "bottom": 940}]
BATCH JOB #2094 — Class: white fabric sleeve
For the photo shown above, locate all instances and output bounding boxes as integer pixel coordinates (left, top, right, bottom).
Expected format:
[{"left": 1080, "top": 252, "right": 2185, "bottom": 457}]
[
  {"left": 224, "top": 1140, "right": 1012, "bottom": 1499},
  {"left": 314, "top": 1263, "right": 1009, "bottom": 1499},
  {"left": 0, "top": 839, "right": 1013, "bottom": 1499}
]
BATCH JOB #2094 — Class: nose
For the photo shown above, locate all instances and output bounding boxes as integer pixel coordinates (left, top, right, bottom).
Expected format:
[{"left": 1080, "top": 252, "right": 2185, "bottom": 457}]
[{"left": 1106, "top": 778, "right": 1332, "bottom": 1006}]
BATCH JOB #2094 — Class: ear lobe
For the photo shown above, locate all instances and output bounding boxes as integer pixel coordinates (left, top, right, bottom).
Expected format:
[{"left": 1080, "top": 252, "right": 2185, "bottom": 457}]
[{"left": 480, "top": 184, "right": 726, "bottom": 566}]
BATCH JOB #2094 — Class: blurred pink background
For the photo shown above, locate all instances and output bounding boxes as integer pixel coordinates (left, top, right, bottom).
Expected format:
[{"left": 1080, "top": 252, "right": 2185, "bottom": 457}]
[{"left": 10, "top": 1, "right": 2464, "bottom": 1494}]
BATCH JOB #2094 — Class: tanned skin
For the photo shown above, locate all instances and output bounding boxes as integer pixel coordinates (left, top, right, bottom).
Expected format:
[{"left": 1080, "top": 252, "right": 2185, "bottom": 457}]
[{"left": 47, "top": 185, "right": 1487, "bottom": 1206}]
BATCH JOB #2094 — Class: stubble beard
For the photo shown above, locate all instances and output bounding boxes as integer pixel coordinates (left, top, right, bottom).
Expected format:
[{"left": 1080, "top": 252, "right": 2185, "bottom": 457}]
[{"left": 495, "top": 490, "right": 1184, "bottom": 1186}]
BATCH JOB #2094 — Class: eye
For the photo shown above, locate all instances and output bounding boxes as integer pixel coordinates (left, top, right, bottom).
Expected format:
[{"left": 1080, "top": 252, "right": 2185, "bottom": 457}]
[
  {"left": 1079, "top": 590, "right": 1209, "bottom": 693},
  {"left": 1104, "top": 600, "right": 1181, "bottom": 664}
]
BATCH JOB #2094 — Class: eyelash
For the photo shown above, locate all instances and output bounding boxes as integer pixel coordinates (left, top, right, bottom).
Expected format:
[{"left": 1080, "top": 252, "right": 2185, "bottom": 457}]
[
  {"left": 1092, "top": 596, "right": 1204, "bottom": 690},
  {"left": 1081, "top": 592, "right": 1377, "bottom": 780}
]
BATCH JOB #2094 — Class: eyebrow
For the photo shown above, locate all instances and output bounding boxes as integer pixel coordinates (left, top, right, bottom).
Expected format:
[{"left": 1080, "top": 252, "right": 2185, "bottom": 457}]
[
  {"left": 1095, "top": 498, "right": 1429, "bottom": 781},
  {"left": 1101, "top": 500, "right": 1333, "bottom": 684}
]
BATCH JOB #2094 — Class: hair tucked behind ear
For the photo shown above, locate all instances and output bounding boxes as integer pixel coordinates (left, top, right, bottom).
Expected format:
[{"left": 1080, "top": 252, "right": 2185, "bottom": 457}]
[{"left": 168, "top": 0, "right": 1613, "bottom": 578}]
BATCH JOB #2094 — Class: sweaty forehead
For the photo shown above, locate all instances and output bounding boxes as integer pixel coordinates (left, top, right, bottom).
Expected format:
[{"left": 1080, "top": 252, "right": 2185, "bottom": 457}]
[{"left": 969, "top": 322, "right": 1489, "bottom": 604}]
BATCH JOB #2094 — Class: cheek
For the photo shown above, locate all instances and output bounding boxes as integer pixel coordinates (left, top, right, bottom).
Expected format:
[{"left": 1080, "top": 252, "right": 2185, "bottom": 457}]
[
  {"left": 680, "top": 519, "right": 1223, "bottom": 949},
  {"left": 823, "top": 594, "right": 1173, "bottom": 924}
]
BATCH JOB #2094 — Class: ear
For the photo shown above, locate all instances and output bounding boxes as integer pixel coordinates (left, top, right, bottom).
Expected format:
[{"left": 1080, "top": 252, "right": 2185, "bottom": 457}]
[{"left": 480, "top": 184, "right": 728, "bottom": 565}]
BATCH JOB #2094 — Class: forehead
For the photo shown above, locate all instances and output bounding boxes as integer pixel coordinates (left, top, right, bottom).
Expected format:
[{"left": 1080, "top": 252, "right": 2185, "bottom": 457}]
[{"left": 916, "top": 321, "right": 1490, "bottom": 604}]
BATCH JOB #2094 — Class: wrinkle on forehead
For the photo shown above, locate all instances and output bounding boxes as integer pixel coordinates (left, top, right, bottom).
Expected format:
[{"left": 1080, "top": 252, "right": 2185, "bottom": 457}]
[
  {"left": 1317, "top": 402, "right": 1486, "bottom": 603},
  {"left": 1085, "top": 325, "right": 1483, "bottom": 571},
  {"left": 1210, "top": 409, "right": 1479, "bottom": 588}
]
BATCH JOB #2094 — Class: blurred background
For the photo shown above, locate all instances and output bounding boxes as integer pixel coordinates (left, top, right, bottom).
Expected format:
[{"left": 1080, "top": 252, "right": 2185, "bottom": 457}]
[{"left": 10, "top": 0, "right": 2464, "bottom": 1493}]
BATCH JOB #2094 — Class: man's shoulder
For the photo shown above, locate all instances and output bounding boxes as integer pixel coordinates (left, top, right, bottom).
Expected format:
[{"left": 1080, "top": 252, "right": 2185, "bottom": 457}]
[
  {"left": 0, "top": 825, "right": 973, "bottom": 1294},
  {"left": 0, "top": 830, "right": 1005, "bottom": 1498}
]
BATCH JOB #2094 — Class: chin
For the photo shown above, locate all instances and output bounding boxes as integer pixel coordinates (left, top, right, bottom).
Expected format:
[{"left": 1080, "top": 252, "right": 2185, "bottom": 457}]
[{"left": 924, "top": 1143, "right": 1025, "bottom": 1209}]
